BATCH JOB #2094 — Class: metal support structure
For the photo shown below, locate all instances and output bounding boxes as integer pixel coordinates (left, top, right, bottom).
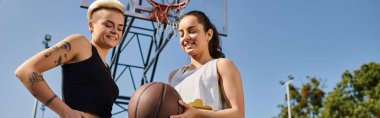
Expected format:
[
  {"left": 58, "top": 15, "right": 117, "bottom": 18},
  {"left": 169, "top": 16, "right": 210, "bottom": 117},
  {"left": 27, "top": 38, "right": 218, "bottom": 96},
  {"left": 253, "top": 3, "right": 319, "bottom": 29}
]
[{"left": 109, "top": 14, "right": 176, "bottom": 116}]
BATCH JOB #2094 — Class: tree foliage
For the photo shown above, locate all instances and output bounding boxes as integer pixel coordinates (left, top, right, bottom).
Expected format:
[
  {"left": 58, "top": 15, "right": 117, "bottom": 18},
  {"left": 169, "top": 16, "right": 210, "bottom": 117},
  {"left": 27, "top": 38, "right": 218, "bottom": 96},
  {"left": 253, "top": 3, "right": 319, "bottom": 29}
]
[
  {"left": 278, "top": 62, "right": 380, "bottom": 118},
  {"left": 320, "top": 62, "right": 380, "bottom": 118},
  {"left": 278, "top": 76, "right": 325, "bottom": 118}
]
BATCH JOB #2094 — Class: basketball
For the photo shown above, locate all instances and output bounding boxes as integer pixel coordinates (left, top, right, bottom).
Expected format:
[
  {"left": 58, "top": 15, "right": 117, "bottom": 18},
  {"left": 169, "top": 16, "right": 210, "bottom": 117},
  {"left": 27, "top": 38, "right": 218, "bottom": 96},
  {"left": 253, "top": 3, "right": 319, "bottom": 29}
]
[{"left": 128, "top": 82, "right": 184, "bottom": 118}]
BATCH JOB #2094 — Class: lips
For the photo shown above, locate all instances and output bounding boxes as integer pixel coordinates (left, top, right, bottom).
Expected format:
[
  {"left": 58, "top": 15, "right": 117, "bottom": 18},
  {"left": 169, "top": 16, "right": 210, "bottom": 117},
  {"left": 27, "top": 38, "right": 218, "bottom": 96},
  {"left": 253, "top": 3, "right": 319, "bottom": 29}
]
[
  {"left": 184, "top": 40, "right": 196, "bottom": 48},
  {"left": 106, "top": 35, "right": 118, "bottom": 41}
]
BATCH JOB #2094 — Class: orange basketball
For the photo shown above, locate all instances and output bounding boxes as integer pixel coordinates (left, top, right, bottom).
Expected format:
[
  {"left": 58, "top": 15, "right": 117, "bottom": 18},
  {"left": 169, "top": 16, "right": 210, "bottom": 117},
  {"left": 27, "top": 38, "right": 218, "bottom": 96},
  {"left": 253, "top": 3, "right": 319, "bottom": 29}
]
[{"left": 128, "top": 82, "right": 184, "bottom": 118}]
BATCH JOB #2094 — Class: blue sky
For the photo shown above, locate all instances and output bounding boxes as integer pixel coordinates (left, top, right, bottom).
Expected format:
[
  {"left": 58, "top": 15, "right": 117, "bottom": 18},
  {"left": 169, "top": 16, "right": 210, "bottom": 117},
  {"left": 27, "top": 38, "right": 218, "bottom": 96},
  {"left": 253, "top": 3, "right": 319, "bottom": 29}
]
[{"left": 1, "top": 0, "right": 379, "bottom": 118}]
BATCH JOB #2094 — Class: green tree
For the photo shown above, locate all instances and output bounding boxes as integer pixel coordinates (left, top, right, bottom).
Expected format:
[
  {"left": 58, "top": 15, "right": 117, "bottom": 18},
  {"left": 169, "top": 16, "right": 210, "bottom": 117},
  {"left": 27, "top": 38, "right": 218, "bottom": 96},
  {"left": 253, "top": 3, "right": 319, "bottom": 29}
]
[
  {"left": 320, "top": 62, "right": 380, "bottom": 118},
  {"left": 278, "top": 76, "right": 325, "bottom": 118}
]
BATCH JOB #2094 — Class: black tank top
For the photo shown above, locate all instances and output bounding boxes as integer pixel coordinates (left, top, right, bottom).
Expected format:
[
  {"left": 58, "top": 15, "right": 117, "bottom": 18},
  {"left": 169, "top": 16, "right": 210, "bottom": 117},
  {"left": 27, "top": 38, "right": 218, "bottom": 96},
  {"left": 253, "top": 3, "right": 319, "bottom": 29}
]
[{"left": 62, "top": 45, "right": 119, "bottom": 118}]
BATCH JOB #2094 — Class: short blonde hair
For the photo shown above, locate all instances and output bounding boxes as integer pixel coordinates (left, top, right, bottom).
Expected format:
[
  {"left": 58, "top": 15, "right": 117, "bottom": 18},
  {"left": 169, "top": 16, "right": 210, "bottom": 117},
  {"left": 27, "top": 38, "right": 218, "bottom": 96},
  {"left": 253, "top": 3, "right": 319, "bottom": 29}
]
[{"left": 87, "top": 0, "right": 125, "bottom": 20}]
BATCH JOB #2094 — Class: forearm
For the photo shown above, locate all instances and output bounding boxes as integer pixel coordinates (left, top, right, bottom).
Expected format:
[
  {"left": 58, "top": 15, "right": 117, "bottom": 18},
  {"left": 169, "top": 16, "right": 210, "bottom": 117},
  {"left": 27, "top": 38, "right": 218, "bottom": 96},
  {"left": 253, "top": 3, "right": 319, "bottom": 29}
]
[
  {"left": 15, "top": 69, "right": 70, "bottom": 116},
  {"left": 198, "top": 108, "right": 244, "bottom": 118}
]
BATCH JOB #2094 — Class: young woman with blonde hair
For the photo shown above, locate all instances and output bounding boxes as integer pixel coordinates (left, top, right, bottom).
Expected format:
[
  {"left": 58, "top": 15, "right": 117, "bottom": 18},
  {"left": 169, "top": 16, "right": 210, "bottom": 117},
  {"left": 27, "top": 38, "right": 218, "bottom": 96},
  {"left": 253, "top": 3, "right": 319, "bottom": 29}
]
[{"left": 15, "top": 0, "right": 125, "bottom": 117}]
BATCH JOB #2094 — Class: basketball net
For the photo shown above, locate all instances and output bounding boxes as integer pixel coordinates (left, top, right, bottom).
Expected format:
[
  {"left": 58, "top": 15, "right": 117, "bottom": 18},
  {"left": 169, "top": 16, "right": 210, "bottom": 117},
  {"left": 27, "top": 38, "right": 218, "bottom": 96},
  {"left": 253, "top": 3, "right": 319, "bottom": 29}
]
[{"left": 148, "top": 0, "right": 190, "bottom": 36}]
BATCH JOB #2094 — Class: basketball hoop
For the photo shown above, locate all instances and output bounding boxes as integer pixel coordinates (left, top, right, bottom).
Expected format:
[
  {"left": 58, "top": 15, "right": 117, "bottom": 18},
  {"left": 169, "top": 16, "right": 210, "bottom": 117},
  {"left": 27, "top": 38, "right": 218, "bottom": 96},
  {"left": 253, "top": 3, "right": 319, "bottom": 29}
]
[
  {"left": 147, "top": 0, "right": 190, "bottom": 55},
  {"left": 147, "top": 0, "right": 190, "bottom": 24}
]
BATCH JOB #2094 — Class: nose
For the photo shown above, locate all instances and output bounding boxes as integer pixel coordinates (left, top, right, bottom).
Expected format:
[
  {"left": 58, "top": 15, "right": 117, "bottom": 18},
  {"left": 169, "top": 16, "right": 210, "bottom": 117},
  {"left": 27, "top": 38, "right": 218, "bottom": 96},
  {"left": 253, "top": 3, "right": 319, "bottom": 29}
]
[
  {"left": 110, "top": 27, "right": 117, "bottom": 34},
  {"left": 183, "top": 32, "right": 191, "bottom": 40}
]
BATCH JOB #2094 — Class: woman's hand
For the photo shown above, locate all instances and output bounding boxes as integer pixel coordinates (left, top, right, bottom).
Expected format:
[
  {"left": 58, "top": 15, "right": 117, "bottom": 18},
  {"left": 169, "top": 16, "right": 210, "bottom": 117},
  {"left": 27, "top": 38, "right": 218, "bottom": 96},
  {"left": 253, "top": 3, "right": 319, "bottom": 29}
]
[{"left": 170, "top": 100, "right": 202, "bottom": 118}]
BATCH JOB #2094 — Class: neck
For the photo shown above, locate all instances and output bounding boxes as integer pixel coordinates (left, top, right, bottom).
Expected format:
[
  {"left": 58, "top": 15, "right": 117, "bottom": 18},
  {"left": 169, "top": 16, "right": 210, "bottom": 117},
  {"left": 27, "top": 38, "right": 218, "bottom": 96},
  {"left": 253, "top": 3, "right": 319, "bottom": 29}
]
[
  {"left": 91, "top": 41, "right": 109, "bottom": 63},
  {"left": 190, "top": 54, "right": 213, "bottom": 68}
]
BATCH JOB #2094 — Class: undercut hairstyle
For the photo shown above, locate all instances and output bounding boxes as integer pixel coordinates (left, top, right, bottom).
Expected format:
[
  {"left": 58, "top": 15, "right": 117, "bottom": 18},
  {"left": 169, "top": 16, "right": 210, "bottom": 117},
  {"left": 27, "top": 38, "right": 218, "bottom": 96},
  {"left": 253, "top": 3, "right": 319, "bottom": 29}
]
[{"left": 87, "top": 0, "right": 125, "bottom": 21}]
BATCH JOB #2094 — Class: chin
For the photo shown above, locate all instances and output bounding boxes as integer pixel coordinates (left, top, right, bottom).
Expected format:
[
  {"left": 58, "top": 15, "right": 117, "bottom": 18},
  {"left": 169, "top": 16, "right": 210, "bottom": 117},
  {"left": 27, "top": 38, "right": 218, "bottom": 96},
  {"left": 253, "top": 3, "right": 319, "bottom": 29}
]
[
  {"left": 110, "top": 44, "right": 118, "bottom": 48},
  {"left": 184, "top": 49, "right": 192, "bottom": 53},
  {"left": 105, "top": 43, "right": 117, "bottom": 49},
  {"left": 185, "top": 50, "right": 196, "bottom": 56}
]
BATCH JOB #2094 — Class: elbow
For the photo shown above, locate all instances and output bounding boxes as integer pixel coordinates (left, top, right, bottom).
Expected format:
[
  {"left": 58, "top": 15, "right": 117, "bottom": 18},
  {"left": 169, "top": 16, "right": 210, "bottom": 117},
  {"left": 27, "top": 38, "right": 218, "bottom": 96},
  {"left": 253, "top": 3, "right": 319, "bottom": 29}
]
[
  {"left": 15, "top": 67, "right": 24, "bottom": 80},
  {"left": 15, "top": 65, "right": 32, "bottom": 82},
  {"left": 15, "top": 66, "right": 28, "bottom": 83},
  {"left": 15, "top": 63, "right": 42, "bottom": 84},
  {"left": 233, "top": 107, "right": 245, "bottom": 118},
  {"left": 15, "top": 66, "right": 36, "bottom": 89},
  {"left": 15, "top": 67, "right": 30, "bottom": 87}
]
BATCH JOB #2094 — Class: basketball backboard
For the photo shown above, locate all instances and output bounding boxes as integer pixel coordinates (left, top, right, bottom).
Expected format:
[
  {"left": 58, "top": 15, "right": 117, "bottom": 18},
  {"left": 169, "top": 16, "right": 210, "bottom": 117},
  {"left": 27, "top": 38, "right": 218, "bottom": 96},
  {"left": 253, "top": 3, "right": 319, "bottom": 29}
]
[{"left": 81, "top": 0, "right": 228, "bottom": 36}]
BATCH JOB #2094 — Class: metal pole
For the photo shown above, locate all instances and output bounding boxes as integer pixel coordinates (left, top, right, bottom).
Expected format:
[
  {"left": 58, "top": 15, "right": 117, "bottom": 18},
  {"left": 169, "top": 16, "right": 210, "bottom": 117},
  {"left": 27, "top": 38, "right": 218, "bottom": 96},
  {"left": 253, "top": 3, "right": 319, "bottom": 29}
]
[
  {"left": 286, "top": 84, "right": 291, "bottom": 118},
  {"left": 32, "top": 99, "right": 38, "bottom": 118},
  {"left": 41, "top": 105, "right": 46, "bottom": 118},
  {"left": 282, "top": 79, "right": 293, "bottom": 118}
]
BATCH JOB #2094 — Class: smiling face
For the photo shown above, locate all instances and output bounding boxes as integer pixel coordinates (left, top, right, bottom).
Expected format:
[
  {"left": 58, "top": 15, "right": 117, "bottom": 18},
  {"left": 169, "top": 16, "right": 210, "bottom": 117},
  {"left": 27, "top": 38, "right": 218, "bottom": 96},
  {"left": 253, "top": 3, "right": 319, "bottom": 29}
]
[
  {"left": 178, "top": 15, "right": 213, "bottom": 57},
  {"left": 89, "top": 9, "right": 124, "bottom": 49}
]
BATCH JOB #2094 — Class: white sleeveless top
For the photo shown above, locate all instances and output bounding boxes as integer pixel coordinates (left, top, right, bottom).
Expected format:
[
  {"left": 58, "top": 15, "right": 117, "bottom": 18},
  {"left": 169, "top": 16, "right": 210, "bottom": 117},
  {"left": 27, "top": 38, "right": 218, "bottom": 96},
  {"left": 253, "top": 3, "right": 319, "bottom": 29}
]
[{"left": 169, "top": 59, "right": 223, "bottom": 111}]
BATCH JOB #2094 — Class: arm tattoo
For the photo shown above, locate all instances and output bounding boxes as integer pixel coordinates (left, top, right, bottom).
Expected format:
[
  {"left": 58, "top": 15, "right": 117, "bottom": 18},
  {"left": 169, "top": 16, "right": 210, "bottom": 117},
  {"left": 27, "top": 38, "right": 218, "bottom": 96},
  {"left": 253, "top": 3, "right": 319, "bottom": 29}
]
[
  {"left": 43, "top": 41, "right": 72, "bottom": 66},
  {"left": 44, "top": 47, "right": 58, "bottom": 58},
  {"left": 28, "top": 72, "right": 45, "bottom": 85},
  {"left": 45, "top": 94, "right": 58, "bottom": 106},
  {"left": 61, "top": 42, "right": 72, "bottom": 51},
  {"left": 55, "top": 56, "right": 63, "bottom": 66}
]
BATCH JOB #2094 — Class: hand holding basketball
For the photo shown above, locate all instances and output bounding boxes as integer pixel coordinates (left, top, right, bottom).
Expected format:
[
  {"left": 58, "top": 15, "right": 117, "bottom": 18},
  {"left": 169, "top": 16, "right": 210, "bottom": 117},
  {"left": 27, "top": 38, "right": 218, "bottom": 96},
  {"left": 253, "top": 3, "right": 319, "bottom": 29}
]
[
  {"left": 170, "top": 100, "right": 201, "bottom": 118},
  {"left": 128, "top": 82, "right": 184, "bottom": 118}
]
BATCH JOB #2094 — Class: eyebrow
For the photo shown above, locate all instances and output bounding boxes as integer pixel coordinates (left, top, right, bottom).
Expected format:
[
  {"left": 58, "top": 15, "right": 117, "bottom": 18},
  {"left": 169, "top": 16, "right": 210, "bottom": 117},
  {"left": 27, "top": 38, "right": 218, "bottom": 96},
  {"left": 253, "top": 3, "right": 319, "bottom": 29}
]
[{"left": 179, "top": 25, "right": 197, "bottom": 31}]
